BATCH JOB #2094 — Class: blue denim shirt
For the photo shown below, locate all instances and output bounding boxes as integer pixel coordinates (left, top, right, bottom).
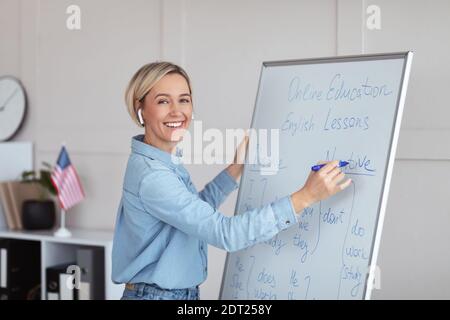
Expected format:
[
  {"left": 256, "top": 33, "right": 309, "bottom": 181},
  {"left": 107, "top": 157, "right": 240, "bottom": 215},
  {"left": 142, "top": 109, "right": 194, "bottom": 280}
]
[{"left": 112, "top": 135, "right": 298, "bottom": 289}]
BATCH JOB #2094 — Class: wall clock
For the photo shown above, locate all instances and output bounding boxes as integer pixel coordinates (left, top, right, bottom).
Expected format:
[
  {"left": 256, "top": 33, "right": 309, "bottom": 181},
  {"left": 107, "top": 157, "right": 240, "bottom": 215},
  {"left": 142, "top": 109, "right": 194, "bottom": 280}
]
[{"left": 0, "top": 76, "right": 27, "bottom": 141}]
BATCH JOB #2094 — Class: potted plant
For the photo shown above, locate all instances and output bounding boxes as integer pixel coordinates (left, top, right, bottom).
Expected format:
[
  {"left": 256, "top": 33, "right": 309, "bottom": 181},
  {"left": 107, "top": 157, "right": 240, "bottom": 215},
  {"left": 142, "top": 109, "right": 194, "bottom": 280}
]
[{"left": 20, "top": 162, "right": 57, "bottom": 230}]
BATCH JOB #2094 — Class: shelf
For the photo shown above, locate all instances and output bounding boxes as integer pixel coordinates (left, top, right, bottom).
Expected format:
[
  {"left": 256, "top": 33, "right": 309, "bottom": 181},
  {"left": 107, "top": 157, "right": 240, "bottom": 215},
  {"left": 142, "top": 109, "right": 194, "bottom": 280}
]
[
  {"left": 0, "top": 227, "right": 114, "bottom": 246},
  {"left": 0, "top": 227, "right": 124, "bottom": 300}
]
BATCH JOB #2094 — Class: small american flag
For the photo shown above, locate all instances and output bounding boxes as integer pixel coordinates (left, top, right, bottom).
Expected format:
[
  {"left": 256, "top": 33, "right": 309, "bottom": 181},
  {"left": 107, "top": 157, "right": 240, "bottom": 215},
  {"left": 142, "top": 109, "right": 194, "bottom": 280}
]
[{"left": 50, "top": 146, "right": 85, "bottom": 210}]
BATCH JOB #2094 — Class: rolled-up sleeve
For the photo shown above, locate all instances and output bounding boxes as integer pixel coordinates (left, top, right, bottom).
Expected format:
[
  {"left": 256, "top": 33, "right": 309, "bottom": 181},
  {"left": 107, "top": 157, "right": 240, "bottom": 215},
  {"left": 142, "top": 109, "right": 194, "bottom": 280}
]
[
  {"left": 138, "top": 169, "right": 298, "bottom": 252},
  {"left": 198, "top": 169, "right": 238, "bottom": 209}
]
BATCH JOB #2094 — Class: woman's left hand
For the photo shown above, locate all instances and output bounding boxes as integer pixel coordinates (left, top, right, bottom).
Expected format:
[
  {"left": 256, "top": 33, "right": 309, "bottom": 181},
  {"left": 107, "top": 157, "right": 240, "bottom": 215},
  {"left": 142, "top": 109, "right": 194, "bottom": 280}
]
[{"left": 226, "top": 134, "right": 249, "bottom": 181}]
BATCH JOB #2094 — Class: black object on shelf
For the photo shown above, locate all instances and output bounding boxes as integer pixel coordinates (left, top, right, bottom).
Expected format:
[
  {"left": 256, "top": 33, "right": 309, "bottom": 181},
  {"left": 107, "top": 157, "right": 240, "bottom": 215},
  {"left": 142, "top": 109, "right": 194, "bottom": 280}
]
[
  {"left": 0, "top": 239, "right": 41, "bottom": 300},
  {"left": 21, "top": 200, "right": 55, "bottom": 230}
]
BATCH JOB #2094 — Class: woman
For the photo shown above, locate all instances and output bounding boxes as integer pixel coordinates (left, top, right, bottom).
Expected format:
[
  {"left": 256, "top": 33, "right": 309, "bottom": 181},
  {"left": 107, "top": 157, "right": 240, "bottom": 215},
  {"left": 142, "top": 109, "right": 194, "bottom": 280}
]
[{"left": 112, "top": 61, "right": 351, "bottom": 300}]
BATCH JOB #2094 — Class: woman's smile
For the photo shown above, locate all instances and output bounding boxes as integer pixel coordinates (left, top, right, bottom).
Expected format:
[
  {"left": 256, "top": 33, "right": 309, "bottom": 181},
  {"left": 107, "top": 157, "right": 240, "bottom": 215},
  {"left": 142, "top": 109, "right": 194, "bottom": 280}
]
[{"left": 163, "top": 120, "right": 185, "bottom": 129}]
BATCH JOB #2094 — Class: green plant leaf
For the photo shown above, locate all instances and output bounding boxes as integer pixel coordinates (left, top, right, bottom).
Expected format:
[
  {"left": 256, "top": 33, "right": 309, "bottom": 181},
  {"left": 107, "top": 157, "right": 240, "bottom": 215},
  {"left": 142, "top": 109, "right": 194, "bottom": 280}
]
[
  {"left": 21, "top": 170, "right": 37, "bottom": 181},
  {"left": 40, "top": 170, "right": 57, "bottom": 196},
  {"left": 20, "top": 162, "right": 58, "bottom": 197}
]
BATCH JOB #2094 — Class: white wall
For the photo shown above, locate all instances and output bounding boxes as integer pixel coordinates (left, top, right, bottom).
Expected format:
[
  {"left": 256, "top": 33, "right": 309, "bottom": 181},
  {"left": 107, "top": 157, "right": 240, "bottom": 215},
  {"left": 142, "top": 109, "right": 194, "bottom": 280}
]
[
  {"left": 364, "top": 0, "right": 450, "bottom": 299},
  {"left": 1, "top": 0, "right": 449, "bottom": 299}
]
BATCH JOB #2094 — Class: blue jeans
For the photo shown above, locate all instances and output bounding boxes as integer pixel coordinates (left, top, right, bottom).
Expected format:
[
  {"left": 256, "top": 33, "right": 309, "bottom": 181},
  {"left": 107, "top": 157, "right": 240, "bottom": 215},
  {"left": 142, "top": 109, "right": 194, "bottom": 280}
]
[{"left": 121, "top": 283, "right": 200, "bottom": 300}]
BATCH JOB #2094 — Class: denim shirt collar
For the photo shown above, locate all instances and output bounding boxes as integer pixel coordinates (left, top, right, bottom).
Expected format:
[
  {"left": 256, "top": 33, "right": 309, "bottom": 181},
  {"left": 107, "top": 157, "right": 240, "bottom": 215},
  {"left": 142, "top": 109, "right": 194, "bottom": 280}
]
[{"left": 131, "top": 134, "right": 183, "bottom": 170}]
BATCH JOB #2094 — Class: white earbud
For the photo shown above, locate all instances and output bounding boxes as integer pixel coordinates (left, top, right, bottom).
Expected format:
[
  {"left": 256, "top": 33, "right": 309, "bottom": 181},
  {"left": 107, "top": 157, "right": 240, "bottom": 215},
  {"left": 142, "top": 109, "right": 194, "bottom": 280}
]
[
  {"left": 191, "top": 113, "right": 195, "bottom": 120},
  {"left": 137, "top": 108, "right": 145, "bottom": 127}
]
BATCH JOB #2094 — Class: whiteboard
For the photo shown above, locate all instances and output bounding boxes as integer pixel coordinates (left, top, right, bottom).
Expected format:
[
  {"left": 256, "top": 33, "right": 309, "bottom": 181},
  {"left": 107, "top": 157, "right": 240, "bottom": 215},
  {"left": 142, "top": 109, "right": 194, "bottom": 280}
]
[{"left": 220, "top": 52, "right": 413, "bottom": 300}]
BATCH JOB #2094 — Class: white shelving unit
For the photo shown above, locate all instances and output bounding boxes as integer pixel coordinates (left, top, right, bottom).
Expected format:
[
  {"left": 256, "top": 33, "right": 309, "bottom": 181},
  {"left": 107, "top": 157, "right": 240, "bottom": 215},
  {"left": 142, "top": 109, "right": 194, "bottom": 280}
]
[{"left": 0, "top": 227, "right": 124, "bottom": 300}]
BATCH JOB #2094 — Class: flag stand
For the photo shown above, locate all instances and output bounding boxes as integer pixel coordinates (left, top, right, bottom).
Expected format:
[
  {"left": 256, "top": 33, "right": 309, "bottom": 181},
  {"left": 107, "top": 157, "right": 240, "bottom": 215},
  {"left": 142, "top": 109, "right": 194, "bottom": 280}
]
[{"left": 54, "top": 209, "right": 72, "bottom": 238}]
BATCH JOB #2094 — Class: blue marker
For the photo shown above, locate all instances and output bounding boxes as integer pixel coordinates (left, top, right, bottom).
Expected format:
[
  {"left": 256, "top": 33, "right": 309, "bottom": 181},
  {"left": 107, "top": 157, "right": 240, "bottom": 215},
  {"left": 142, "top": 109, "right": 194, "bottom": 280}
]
[{"left": 311, "top": 160, "right": 349, "bottom": 172}]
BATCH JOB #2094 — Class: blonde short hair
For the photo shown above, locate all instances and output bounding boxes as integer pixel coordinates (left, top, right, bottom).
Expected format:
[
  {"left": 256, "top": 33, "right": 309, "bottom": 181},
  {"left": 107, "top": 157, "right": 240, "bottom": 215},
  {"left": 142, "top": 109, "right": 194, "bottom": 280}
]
[{"left": 125, "top": 61, "right": 192, "bottom": 127}]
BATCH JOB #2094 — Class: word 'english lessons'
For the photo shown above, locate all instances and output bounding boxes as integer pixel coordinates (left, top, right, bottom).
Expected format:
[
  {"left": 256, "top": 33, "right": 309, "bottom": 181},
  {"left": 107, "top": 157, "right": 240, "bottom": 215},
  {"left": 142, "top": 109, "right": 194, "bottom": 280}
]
[{"left": 281, "top": 107, "right": 370, "bottom": 137}]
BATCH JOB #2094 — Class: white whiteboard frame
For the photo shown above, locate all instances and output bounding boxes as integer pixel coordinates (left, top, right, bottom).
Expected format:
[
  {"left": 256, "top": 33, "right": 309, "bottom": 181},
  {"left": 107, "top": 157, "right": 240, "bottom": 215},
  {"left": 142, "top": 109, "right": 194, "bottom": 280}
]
[{"left": 219, "top": 52, "right": 414, "bottom": 300}]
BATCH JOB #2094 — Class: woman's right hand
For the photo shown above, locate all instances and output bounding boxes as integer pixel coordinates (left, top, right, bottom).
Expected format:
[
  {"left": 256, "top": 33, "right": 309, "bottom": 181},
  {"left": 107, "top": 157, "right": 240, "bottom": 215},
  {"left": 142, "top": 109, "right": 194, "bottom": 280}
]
[{"left": 290, "top": 160, "right": 352, "bottom": 213}]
